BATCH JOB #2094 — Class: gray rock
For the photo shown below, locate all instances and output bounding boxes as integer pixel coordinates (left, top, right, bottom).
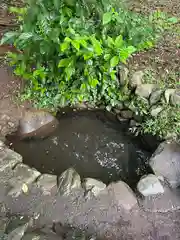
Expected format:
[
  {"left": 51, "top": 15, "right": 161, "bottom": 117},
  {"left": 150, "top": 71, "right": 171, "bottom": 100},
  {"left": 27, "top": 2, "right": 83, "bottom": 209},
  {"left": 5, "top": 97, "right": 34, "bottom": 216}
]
[
  {"left": 130, "top": 120, "right": 140, "bottom": 127},
  {"left": 140, "top": 186, "right": 180, "bottom": 213},
  {"left": 118, "top": 66, "right": 129, "bottom": 85},
  {"left": 150, "top": 106, "right": 163, "bottom": 117},
  {"left": 133, "top": 112, "right": 143, "bottom": 122},
  {"left": 149, "top": 89, "right": 163, "bottom": 105},
  {"left": 36, "top": 174, "right": 57, "bottom": 195},
  {"left": 164, "top": 89, "right": 176, "bottom": 103},
  {"left": 7, "top": 223, "right": 29, "bottom": 240},
  {"left": 83, "top": 178, "right": 106, "bottom": 197},
  {"left": 8, "top": 164, "right": 41, "bottom": 197},
  {"left": 135, "top": 84, "right": 157, "bottom": 99},
  {"left": 0, "top": 145, "right": 22, "bottom": 172},
  {"left": 74, "top": 102, "right": 88, "bottom": 109},
  {"left": 0, "top": 217, "right": 8, "bottom": 234},
  {"left": 120, "top": 110, "right": 133, "bottom": 119},
  {"left": 58, "top": 168, "right": 82, "bottom": 196},
  {"left": 116, "top": 115, "right": 129, "bottom": 123},
  {"left": 107, "top": 181, "right": 137, "bottom": 210},
  {"left": 170, "top": 90, "right": 180, "bottom": 106},
  {"left": 149, "top": 141, "right": 180, "bottom": 188},
  {"left": 16, "top": 110, "right": 59, "bottom": 139},
  {"left": 22, "top": 233, "right": 63, "bottom": 240},
  {"left": 129, "top": 71, "right": 144, "bottom": 88},
  {"left": 113, "top": 103, "right": 124, "bottom": 114},
  {"left": 137, "top": 174, "right": 164, "bottom": 196}
]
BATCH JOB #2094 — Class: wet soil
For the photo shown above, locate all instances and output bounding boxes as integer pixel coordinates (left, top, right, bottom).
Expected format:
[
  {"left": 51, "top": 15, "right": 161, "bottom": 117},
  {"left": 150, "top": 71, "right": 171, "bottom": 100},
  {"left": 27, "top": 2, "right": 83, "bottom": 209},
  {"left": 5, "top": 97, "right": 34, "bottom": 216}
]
[{"left": 0, "top": 67, "right": 31, "bottom": 138}]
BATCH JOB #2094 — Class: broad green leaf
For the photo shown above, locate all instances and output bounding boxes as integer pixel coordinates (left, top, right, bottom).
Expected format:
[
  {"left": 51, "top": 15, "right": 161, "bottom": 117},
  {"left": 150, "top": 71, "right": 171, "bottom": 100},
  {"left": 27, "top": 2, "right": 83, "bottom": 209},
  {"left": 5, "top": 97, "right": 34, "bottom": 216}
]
[
  {"left": 18, "top": 33, "right": 33, "bottom": 40},
  {"left": 0, "top": 32, "right": 17, "bottom": 45},
  {"left": 110, "top": 56, "right": 119, "bottom": 68},
  {"left": 65, "top": 67, "right": 74, "bottom": 80},
  {"left": 115, "top": 35, "right": 123, "bottom": 48},
  {"left": 79, "top": 39, "right": 87, "bottom": 48},
  {"left": 103, "top": 12, "right": 112, "bottom": 25},
  {"left": 58, "top": 58, "right": 72, "bottom": 68},
  {"left": 60, "top": 41, "right": 70, "bottom": 52},
  {"left": 80, "top": 83, "right": 86, "bottom": 90},
  {"left": 71, "top": 40, "right": 80, "bottom": 51},
  {"left": 91, "top": 36, "right": 102, "bottom": 55},
  {"left": 64, "top": 37, "right": 71, "bottom": 42},
  {"left": 168, "top": 17, "right": 178, "bottom": 24},
  {"left": 107, "top": 36, "right": 114, "bottom": 48},
  {"left": 84, "top": 53, "right": 93, "bottom": 60},
  {"left": 110, "top": 70, "right": 116, "bottom": 80},
  {"left": 89, "top": 78, "right": 99, "bottom": 87},
  {"left": 119, "top": 49, "right": 129, "bottom": 63},
  {"left": 126, "top": 46, "right": 136, "bottom": 54},
  {"left": 104, "top": 54, "right": 110, "bottom": 61},
  {"left": 64, "top": 7, "right": 72, "bottom": 17}
]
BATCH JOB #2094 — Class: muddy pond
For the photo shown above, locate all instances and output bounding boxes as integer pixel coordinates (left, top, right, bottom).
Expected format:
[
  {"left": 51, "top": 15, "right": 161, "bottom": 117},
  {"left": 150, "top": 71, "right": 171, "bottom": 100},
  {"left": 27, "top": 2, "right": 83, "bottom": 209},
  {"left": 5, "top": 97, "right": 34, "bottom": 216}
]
[{"left": 6, "top": 109, "right": 155, "bottom": 187}]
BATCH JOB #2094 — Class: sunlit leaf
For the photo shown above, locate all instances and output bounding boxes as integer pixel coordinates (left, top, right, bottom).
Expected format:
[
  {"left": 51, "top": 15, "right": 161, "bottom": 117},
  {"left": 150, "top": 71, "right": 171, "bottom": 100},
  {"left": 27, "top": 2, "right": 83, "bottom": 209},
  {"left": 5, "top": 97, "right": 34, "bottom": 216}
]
[
  {"left": 71, "top": 40, "right": 80, "bottom": 51},
  {"left": 60, "top": 41, "right": 70, "bottom": 52},
  {"left": 58, "top": 58, "right": 72, "bottom": 68},
  {"left": 115, "top": 35, "right": 124, "bottom": 48},
  {"left": 110, "top": 56, "right": 119, "bottom": 68},
  {"left": 103, "top": 12, "right": 112, "bottom": 25}
]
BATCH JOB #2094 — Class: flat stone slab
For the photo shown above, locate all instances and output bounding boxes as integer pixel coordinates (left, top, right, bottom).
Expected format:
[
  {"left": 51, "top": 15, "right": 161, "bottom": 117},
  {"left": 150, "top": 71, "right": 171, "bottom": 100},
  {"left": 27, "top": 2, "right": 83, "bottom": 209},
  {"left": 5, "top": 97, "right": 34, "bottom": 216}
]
[
  {"left": 36, "top": 174, "right": 57, "bottom": 195},
  {"left": 7, "top": 163, "right": 41, "bottom": 197},
  {"left": 0, "top": 143, "right": 22, "bottom": 172}
]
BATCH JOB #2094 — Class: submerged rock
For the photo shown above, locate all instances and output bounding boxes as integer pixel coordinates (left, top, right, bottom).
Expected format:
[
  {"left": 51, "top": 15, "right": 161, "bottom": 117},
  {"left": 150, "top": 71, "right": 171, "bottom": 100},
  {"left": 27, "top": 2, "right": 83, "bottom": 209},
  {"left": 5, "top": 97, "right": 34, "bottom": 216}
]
[
  {"left": 58, "top": 168, "right": 82, "bottom": 196},
  {"left": 137, "top": 174, "right": 164, "bottom": 196},
  {"left": 149, "top": 141, "right": 180, "bottom": 188},
  {"left": 12, "top": 110, "right": 59, "bottom": 140}
]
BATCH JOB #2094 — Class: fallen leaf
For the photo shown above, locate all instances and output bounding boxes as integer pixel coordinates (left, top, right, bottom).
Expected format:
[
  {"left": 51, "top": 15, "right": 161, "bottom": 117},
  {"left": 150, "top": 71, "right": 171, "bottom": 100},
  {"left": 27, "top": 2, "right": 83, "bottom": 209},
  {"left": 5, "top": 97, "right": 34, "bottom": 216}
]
[{"left": 22, "top": 183, "right": 28, "bottom": 193}]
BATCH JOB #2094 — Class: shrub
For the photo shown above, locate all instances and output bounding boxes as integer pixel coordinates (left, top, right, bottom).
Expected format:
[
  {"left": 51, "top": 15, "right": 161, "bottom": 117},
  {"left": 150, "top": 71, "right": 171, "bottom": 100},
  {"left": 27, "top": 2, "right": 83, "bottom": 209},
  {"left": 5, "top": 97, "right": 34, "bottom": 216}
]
[{"left": 1, "top": 0, "right": 161, "bottom": 109}]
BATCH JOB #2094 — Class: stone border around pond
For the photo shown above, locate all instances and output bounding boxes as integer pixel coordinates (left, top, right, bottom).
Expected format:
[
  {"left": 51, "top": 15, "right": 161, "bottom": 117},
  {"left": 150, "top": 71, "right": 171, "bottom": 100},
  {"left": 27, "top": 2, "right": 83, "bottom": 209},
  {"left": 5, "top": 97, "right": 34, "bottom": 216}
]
[
  {"left": 74, "top": 67, "right": 180, "bottom": 140},
  {"left": 1, "top": 140, "right": 180, "bottom": 215}
]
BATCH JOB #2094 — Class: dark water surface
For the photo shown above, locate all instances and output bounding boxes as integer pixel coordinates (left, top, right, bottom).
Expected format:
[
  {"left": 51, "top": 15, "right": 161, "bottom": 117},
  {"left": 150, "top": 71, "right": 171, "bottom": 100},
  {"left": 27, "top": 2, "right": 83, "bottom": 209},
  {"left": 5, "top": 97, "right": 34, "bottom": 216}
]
[{"left": 7, "top": 110, "right": 152, "bottom": 186}]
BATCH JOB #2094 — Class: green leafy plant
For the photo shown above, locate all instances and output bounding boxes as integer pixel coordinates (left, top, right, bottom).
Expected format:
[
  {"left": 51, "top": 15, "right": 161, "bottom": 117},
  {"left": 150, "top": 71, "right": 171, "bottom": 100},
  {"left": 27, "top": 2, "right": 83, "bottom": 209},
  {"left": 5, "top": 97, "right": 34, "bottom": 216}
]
[
  {"left": 142, "top": 106, "right": 180, "bottom": 139},
  {"left": 1, "top": 0, "right": 164, "bottom": 109}
]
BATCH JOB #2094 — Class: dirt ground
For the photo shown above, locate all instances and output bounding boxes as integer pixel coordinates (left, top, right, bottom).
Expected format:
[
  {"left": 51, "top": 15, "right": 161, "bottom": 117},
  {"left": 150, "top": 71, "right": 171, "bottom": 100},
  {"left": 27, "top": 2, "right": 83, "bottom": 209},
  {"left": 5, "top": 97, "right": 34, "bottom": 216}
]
[{"left": 0, "top": 0, "right": 179, "bottom": 137}]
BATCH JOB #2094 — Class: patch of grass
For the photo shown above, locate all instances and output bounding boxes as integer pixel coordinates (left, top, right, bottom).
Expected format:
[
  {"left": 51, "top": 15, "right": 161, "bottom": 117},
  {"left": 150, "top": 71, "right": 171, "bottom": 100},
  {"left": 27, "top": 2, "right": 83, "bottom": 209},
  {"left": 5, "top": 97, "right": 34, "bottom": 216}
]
[{"left": 143, "top": 68, "right": 179, "bottom": 88}]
